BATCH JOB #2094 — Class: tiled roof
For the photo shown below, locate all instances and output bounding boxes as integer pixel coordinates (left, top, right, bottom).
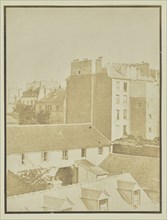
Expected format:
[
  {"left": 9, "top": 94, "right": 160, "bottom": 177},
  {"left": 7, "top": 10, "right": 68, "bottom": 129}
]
[
  {"left": 7, "top": 123, "right": 111, "bottom": 154},
  {"left": 99, "top": 153, "right": 160, "bottom": 200},
  {"left": 81, "top": 188, "right": 103, "bottom": 200},
  {"left": 38, "top": 89, "right": 65, "bottom": 104},
  {"left": 117, "top": 180, "right": 137, "bottom": 191},
  {"left": 7, "top": 173, "right": 159, "bottom": 212},
  {"left": 7, "top": 170, "right": 33, "bottom": 196},
  {"left": 75, "top": 159, "right": 108, "bottom": 176}
]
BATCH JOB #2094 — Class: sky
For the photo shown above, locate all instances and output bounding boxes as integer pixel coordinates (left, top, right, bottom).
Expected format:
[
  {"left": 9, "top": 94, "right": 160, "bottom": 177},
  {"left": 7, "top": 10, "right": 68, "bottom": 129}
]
[{"left": 6, "top": 7, "right": 160, "bottom": 89}]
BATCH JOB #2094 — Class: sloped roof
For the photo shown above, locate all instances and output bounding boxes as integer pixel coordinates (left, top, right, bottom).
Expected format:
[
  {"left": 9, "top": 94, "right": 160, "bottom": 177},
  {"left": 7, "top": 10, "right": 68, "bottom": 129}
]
[
  {"left": 38, "top": 89, "right": 65, "bottom": 104},
  {"left": 75, "top": 159, "right": 108, "bottom": 176},
  {"left": 117, "top": 180, "right": 139, "bottom": 191},
  {"left": 81, "top": 188, "right": 104, "bottom": 200},
  {"left": 7, "top": 170, "right": 33, "bottom": 196},
  {"left": 7, "top": 173, "right": 159, "bottom": 212},
  {"left": 99, "top": 154, "right": 160, "bottom": 194},
  {"left": 7, "top": 123, "right": 111, "bottom": 154},
  {"left": 43, "top": 195, "right": 73, "bottom": 211}
]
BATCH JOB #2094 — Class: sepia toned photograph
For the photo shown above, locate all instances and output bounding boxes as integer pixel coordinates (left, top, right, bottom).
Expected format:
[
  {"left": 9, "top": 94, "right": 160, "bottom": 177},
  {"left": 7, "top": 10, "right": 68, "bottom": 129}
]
[{"left": 1, "top": 1, "right": 166, "bottom": 218}]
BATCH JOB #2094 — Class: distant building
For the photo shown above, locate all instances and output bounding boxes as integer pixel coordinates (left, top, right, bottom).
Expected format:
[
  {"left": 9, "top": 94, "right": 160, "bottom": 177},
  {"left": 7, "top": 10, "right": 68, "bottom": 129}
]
[
  {"left": 36, "top": 88, "right": 65, "bottom": 124},
  {"left": 7, "top": 87, "right": 23, "bottom": 113},
  {"left": 7, "top": 173, "right": 159, "bottom": 212},
  {"left": 20, "top": 80, "right": 59, "bottom": 106},
  {"left": 65, "top": 58, "right": 159, "bottom": 141},
  {"left": 7, "top": 124, "right": 111, "bottom": 175}
]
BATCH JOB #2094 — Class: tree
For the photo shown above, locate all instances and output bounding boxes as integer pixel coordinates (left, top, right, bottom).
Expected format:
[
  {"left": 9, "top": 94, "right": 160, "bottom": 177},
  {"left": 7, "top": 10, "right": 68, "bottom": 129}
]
[
  {"left": 13, "top": 102, "right": 51, "bottom": 125},
  {"left": 13, "top": 102, "right": 37, "bottom": 125},
  {"left": 36, "top": 110, "right": 50, "bottom": 124}
]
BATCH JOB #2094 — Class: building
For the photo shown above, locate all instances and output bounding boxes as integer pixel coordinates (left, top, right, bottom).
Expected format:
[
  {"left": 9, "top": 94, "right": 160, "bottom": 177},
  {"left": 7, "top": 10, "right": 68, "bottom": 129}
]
[
  {"left": 100, "top": 153, "right": 160, "bottom": 203},
  {"left": 65, "top": 58, "right": 159, "bottom": 141},
  {"left": 74, "top": 159, "right": 108, "bottom": 183},
  {"left": 130, "top": 80, "right": 159, "bottom": 139},
  {"left": 36, "top": 88, "right": 65, "bottom": 124},
  {"left": 7, "top": 173, "right": 159, "bottom": 212},
  {"left": 20, "top": 80, "right": 59, "bottom": 106},
  {"left": 7, "top": 87, "right": 23, "bottom": 113},
  {"left": 66, "top": 58, "right": 130, "bottom": 141},
  {"left": 7, "top": 123, "right": 111, "bottom": 176}
]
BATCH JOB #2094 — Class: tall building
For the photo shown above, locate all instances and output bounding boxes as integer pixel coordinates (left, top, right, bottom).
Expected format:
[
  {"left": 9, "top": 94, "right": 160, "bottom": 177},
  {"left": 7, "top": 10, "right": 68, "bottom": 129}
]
[
  {"left": 130, "top": 80, "right": 159, "bottom": 139},
  {"left": 65, "top": 58, "right": 160, "bottom": 141}
]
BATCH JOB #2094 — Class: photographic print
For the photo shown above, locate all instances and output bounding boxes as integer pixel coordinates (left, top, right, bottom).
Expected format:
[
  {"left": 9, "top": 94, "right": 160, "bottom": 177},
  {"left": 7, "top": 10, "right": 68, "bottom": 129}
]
[{"left": 0, "top": 0, "right": 166, "bottom": 219}]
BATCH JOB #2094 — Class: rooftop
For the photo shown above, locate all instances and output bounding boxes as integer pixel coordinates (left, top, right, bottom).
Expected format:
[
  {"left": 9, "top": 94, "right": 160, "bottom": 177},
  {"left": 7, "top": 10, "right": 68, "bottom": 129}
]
[
  {"left": 75, "top": 159, "right": 108, "bottom": 176},
  {"left": 99, "top": 153, "right": 160, "bottom": 202},
  {"left": 37, "top": 88, "right": 65, "bottom": 104},
  {"left": 7, "top": 173, "right": 159, "bottom": 212},
  {"left": 7, "top": 123, "right": 111, "bottom": 154}
]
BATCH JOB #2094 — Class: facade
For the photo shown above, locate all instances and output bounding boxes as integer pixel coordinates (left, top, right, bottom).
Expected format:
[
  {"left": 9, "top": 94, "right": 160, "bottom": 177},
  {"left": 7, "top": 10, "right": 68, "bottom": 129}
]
[
  {"left": 7, "top": 173, "right": 159, "bottom": 212},
  {"left": 7, "top": 123, "right": 111, "bottom": 174},
  {"left": 36, "top": 88, "right": 65, "bottom": 124},
  {"left": 130, "top": 80, "right": 159, "bottom": 139},
  {"left": 65, "top": 58, "right": 159, "bottom": 141}
]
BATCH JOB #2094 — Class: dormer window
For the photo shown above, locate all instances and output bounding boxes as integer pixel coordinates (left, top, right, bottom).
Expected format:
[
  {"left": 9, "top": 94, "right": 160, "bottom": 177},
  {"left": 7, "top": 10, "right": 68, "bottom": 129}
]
[
  {"left": 99, "top": 198, "right": 108, "bottom": 211},
  {"left": 117, "top": 180, "right": 141, "bottom": 208},
  {"left": 132, "top": 190, "right": 140, "bottom": 208}
]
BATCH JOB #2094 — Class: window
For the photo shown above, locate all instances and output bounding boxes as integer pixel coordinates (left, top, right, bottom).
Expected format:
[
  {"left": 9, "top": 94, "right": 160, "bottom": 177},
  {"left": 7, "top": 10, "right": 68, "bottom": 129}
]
[
  {"left": 116, "top": 81, "right": 120, "bottom": 90},
  {"left": 62, "top": 150, "right": 68, "bottom": 160},
  {"left": 81, "top": 149, "right": 86, "bottom": 157},
  {"left": 123, "top": 82, "right": 127, "bottom": 92},
  {"left": 46, "top": 105, "right": 52, "bottom": 112},
  {"left": 149, "top": 127, "right": 152, "bottom": 132},
  {"left": 98, "top": 147, "right": 103, "bottom": 155},
  {"left": 56, "top": 105, "right": 59, "bottom": 112},
  {"left": 41, "top": 152, "right": 48, "bottom": 162},
  {"left": 123, "top": 125, "right": 127, "bottom": 135},
  {"left": 21, "top": 153, "right": 26, "bottom": 165},
  {"left": 116, "top": 110, "right": 120, "bottom": 120},
  {"left": 149, "top": 114, "right": 152, "bottom": 119},
  {"left": 116, "top": 95, "right": 120, "bottom": 104},
  {"left": 123, "top": 95, "right": 127, "bottom": 105},
  {"left": 123, "top": 109, "right": 127, "bottom": 119},
  {"left": 99, "top": 198, "right": 108, "bottom": 211},
  {"left": 138, "top": 103, "right": 142, "bottom": 107},
  {"left": 78, "top": 71, "right": 81, "bottom": 74}
]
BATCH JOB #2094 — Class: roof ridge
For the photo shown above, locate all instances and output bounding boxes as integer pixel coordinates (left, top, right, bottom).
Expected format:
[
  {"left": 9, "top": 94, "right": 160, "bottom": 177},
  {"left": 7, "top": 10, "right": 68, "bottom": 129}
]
[
  {"left": 7, "top": 123, "right": 91, "bottom": 128},
  {"left": 91, "top": 124, "right": 111, "bottom": 144}
]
